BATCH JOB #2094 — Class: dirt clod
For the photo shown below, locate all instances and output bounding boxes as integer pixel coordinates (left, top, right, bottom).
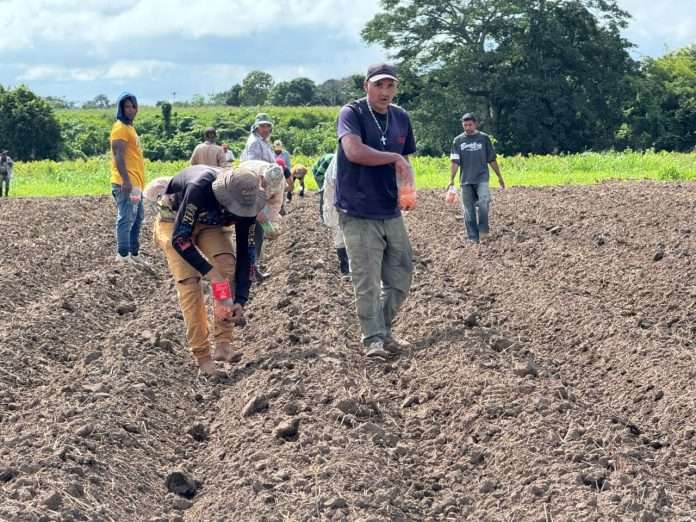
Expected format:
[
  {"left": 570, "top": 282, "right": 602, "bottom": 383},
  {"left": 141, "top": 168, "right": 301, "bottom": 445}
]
[
  {"left": 242, "top": 395, "right": 269, "bottom": 417},
  {"left": 274, "top": 418, "right": 300, "bottom": 441},
  {"left": 187, "top": 422, "right": 209, "bottom": 442},
  {"left": 165, "top": 470, "right": 198, "bottom": 499},
  {"left": 1, "top": 189, "right": 695, "bottom": 521},
  {"left": 40, "top": 490, "right": 63, "bottom": 510}
]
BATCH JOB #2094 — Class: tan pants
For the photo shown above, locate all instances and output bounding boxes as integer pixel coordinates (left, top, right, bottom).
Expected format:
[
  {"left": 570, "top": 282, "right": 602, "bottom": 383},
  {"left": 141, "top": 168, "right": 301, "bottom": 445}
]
[{"left": 154, "top": 218, "right": 236, "bottom": 358}]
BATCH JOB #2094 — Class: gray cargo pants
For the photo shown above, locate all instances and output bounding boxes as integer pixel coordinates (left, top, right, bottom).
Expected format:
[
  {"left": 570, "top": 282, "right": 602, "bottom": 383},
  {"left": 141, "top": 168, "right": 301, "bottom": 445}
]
[{"left": 339, "top": 213, "right": 413, "bottom": 346}]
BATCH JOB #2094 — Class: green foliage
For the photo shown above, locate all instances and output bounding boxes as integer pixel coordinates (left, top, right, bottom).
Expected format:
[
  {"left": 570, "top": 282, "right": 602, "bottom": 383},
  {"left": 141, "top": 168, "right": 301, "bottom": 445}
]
[
  {"left": 621, "top": 46, "right": 696, "bottom": 152},
  {"left": 56, "top": 105, "right": 340, "bottom": 161},
  {"left": 241, "top": 71, "right": 275, "bottom": 106},
  {"left": 211, "top": 84, "right": 242, "bottom": 106},
  {"left": 269, "top": 78, "right": 317, "bottom": 106},
  {"left": 0, "top": 85, "right": 63, "bottom": 160},
  {"left": 10, "top": 151, "right": 696, "bottom": 197},
  {"left": 82, "top": 94, "right": 112, "bottom": 109},
  {"left": 364, "top": 0, "right": 635, "bottom": 155}
]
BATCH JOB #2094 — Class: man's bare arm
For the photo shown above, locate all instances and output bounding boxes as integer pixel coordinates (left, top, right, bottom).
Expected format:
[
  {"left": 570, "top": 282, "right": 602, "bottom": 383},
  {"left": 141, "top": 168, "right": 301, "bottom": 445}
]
[
  {"left": 112, "top": 140, "right": 132, "bottom": 192},
  {"left": 341, "top": 134, "right": 410, "bottom": 177}
]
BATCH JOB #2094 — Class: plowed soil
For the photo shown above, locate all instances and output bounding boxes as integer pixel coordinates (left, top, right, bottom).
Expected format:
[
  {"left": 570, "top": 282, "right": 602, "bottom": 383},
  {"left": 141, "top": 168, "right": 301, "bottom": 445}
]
[{"left": 1, "top": 183, "right": 695, "bottom": 522}]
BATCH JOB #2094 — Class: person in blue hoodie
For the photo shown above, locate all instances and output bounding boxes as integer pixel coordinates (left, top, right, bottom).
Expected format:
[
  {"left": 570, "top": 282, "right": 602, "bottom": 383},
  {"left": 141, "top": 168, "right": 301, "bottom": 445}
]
[{"left": 110, "top": 93, "right": 146, "bottom": 265}]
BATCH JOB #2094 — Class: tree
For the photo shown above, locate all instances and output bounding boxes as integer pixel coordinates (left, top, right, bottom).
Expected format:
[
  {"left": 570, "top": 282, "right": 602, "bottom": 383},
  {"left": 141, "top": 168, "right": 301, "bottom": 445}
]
[
  {"left": 269, "top": 78, "right": 317, "bottom": 105},
  {"left": 241, "top": 71, "right": 274, "bottom": 106},
  {"left": 0, "top": 86, "right": 63, "bottom": 160},
  {"left": 316, "top": 76, "right": 364, "bottom": 105},
  {"left": 160, "top": 102, "right": 173, "bottom": 136},
  {"left": 211, "top": 84, "right": 243, "bottom": 106},
  {"left": 82, "top": 94, "right": 112, "bottom": 109},
  {"left": 621, "top": 46, "right": 696, "bottom": 151},
  {"left": 363, "top": 0, "right": 635, "bottom": 154},
  {"left": 45, "top": 96, "right": 76, "bottom": 109}
]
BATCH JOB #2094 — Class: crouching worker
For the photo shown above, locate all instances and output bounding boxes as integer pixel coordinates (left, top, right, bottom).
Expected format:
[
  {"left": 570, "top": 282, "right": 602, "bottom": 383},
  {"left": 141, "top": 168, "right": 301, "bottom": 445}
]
[
  {"left": 149, "top": 165, "right": 266, "bottom": 376},
  {"left": 290, "top": 164, "right": 308, "bottom": 198}
]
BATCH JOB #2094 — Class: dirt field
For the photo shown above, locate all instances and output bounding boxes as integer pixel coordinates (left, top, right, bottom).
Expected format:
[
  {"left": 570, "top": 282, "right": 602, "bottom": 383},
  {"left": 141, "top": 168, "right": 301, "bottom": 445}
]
[{"left": 1, "top": 183, "right": 695, "bottom": 522}]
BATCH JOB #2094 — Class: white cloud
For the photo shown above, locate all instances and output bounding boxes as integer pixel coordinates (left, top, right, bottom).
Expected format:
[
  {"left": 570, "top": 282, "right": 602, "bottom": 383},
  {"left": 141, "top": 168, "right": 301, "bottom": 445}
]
[
  {"left": 616, "top": 0, "right": 696, "bottom": 55},
  {"left": 18, "top": 60, "right": 177, "bottom": 82},
  {"left": 0, "top": 0, "right": 381, "bottom": 50}
]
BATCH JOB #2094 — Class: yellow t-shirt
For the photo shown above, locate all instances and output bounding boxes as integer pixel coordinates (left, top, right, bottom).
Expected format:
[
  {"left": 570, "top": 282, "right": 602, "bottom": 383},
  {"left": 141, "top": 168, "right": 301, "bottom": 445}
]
[{"left": 110, "top": 121, "right": 145, "bottom": 189}]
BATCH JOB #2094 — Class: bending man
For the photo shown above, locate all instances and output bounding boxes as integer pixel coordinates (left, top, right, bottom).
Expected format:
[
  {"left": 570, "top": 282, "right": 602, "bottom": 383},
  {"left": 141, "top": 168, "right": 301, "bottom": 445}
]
[{"left": 153, "top": 165, "right": 266, "bottom": 376}]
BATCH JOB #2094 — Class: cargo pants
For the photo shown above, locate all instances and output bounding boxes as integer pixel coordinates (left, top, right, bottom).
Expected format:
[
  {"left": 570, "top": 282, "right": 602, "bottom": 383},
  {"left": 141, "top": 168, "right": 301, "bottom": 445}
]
[
  {"left": 154, "top": 218, "right": 237, "bottom": 359},
  {"left": 339, "top": 213, "right": 413, "bottom": 346}
]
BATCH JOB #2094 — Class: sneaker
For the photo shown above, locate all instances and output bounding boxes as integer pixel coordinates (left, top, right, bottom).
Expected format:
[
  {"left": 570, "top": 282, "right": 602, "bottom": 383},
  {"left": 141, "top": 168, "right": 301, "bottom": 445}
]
[
  {"left": 479, "top": 232, "right": 490, "bottom": 243},
  {"left": 384, "top": 335, "right": 410, "bottom": 354},
  {"left": 365, "top": 340, "right": 390, "bottom": 358},
  {"left": 129, "top": 254, "right": 149, "bottom": 266},
  {"left": 254, "top": 265, "right": 270, "bottom": 281},
  {"left": 115, "top": 253, "right": 133, "bottom": 264},
  {"left": 341, "top": 273, "right": 352, "bottom": 282}
]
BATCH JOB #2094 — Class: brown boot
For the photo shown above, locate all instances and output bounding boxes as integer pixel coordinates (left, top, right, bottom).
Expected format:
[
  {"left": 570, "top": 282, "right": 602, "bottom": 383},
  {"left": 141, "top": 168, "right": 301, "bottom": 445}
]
[
  {"left": 196, "top": 354, "right": 223, "bottom": 377},
  {"left": 213, "top": 342, "right": 242, "bottom": 363}
]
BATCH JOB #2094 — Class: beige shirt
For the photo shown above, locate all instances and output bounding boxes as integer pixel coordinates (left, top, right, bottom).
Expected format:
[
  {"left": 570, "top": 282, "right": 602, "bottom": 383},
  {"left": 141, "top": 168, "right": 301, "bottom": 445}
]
[{"left": 190, "top": 142, "right": 228, "bottom": 168}]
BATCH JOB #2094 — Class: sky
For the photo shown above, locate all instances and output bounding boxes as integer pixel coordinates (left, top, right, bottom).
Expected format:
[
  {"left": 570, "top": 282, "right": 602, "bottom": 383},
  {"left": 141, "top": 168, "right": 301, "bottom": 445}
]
[{"left": 0, "top": 0, "right": 694, "bottom": 105}]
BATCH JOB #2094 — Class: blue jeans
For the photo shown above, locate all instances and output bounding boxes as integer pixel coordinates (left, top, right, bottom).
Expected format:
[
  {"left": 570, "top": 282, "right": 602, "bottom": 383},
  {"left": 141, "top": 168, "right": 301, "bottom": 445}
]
[
  {"left": 461, "top": 182, "right": 490, "bottom": 242},
  {"left": 112, "top": 183, "right": 144, "bottom": 256}
]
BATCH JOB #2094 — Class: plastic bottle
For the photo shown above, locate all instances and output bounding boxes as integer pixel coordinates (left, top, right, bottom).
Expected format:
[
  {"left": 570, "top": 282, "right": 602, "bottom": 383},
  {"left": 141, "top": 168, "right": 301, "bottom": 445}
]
[
  {"left": 445, "top": 186, "right": 458, "bottom": 205},
  {"left": 211, "top": 280, "right": 235, "bottom": 322},
  {"left": 396, "top": 165, "right": 417, "bottom": 211},
  {"left": 129, "top": 187, "right": 142, "bottom": 204}
]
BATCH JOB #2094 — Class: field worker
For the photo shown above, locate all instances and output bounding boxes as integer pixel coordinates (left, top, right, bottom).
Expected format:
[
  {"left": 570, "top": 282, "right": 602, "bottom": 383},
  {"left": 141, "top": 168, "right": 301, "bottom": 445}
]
[
  {"left": 275, "top": 157, "right": 293, "bottom": 202},
  {"left": 273, "top": 140, "right": 291, "bottom": 171},
  {"left": 239, "top": 160, "right": 286, "bottom": 281},
  {"left": 152, "top": 165, "right": 266, "bottom": 377},
  {"left": 0, "top": 151, "right": 14, "bottom": 197},
  {"left": 222, "top": 143, "right": 235, "bottom": 163},
  {"left": 290, "top": 164, "right": 308, "bottom": 198},
  {"left": 448, "top": 113, "right": 505, "bottom": 243},
  {"left": 190, "top": 127, "right": 228, "bottom": 168},
  {"left": 240, "top": 113, "right": 275, "bottom": 163},
  {"left": 335, "top": 63, "right": 416, "bottom": 359},
  {"left": 312, "top": 152, "right": 335, "bottom": 223},
  {"left": 110, "top": 92, "right": 146, "bottom": 265},
  {"left": 320, "top": 155, "right": 350, "bottom": 279}
]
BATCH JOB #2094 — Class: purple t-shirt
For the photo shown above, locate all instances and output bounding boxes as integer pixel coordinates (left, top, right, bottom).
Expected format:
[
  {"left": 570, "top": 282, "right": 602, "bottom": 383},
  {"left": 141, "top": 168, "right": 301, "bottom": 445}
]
[{"left": 336, "top": 98, "right": 416, "bottom": 220}]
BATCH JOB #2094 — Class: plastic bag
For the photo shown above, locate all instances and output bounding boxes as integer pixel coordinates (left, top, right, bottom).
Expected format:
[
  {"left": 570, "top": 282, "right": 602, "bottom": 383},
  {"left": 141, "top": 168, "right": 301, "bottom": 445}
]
[
  {"left": 445, "top": 186, "right": 458, "bottom": 205},
  {"left": 321, "top": 156, "right": 339, "bottom": 228},
  {"left": 396, "top": 163, "right": 417, "bottom": 211}
]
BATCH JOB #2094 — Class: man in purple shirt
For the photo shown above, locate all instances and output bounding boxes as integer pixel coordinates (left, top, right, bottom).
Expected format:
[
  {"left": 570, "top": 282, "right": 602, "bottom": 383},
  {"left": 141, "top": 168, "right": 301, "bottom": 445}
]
[{"left": 336, "top": 63, "right": 416, "bottom": 358}]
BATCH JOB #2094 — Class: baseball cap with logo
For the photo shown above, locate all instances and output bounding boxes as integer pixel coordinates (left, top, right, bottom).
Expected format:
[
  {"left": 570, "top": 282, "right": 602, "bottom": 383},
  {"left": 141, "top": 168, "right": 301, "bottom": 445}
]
[
  {"left": 366, "top": 63, "right": 398, "bottom": 83},
  {"left": 212, "top": 169, "right": 266, "bottom": 217}
]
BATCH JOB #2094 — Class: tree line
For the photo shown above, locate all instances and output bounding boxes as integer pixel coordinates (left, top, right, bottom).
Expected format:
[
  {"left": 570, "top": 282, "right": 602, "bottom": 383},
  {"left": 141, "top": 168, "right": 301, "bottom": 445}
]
[{"left": 1, "top": 0, "right": 695, "bottom": 161}]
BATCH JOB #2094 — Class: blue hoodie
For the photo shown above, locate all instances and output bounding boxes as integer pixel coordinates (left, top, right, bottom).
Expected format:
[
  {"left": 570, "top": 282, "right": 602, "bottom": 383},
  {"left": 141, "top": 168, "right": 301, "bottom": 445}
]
[{"left": 115, "top": 92, "right": 138, "bottom": 125}]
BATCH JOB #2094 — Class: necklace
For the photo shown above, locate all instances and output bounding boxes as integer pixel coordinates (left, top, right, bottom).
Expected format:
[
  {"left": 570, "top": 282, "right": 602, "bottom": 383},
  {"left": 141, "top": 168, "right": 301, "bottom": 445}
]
[{"left": 367, "top": 101, "right": 389, "bottom": 148}]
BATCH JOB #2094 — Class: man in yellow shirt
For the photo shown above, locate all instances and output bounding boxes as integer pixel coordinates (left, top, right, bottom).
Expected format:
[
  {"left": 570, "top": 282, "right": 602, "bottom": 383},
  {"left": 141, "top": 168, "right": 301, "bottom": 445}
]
[{"left": 110, "top": 92, "right": 146, "bottom": 265}]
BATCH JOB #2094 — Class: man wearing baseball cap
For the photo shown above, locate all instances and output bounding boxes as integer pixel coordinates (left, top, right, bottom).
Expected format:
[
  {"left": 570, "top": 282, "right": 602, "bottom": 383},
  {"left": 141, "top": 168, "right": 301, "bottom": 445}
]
[
  {"left": 335, "top": 63, "right": 416, "bottom": 359},
  {"left": 153, "top": 165, "right": 266, "bottom": 376}
]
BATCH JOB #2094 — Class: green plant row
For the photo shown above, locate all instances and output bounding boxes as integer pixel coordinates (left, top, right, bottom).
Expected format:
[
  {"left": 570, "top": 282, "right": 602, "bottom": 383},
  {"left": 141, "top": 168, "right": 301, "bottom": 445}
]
[{"left": 8, "top": 151, "right": 696, "bottom": 198}]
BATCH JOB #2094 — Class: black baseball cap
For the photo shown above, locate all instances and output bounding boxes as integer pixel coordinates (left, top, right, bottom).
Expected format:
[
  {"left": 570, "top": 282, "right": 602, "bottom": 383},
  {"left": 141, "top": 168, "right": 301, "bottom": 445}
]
[{"left": 366, "top": 63, "right": 398, "bottom": 83}]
